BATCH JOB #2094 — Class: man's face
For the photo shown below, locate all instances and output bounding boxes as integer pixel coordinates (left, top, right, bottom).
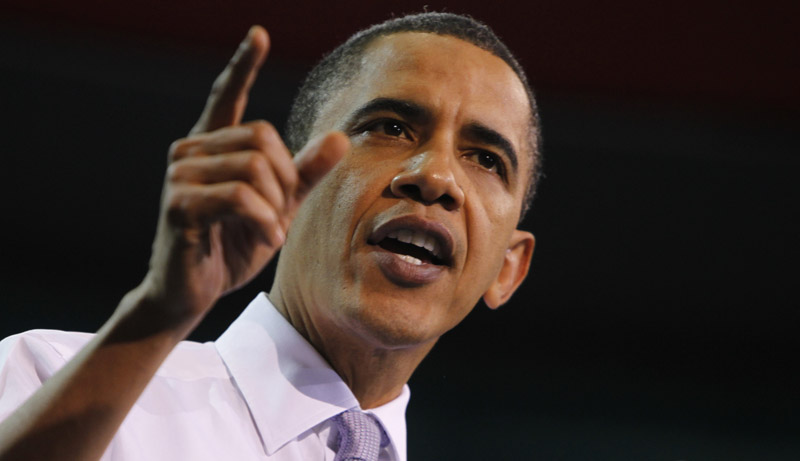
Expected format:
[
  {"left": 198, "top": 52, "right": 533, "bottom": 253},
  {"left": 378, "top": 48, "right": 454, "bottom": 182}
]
[{"left": 278, "top": 32, "right": 534, "bottom": 349}]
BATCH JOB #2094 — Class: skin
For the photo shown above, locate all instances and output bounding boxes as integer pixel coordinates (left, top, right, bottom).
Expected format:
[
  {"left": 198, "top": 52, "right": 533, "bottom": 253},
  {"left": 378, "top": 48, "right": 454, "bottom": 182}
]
[
  {"left": 0, "top": 26, "right": 534, "bottom": 460},
  {"left": 270, "top": 32, "right": 535, "bottom": 407}
]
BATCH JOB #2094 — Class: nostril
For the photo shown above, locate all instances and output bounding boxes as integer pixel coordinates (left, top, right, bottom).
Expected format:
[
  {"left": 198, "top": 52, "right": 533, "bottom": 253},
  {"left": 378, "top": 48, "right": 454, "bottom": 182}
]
[
  {"left": 438, "top": 194, "right": 456, "bottom": 211},
  {"left": 398, "top": 184, "right": 423, "bottom": 202},
  {"left": 391, "top": 168, "right": 462, "bottom": 210},
  {"left": 397, "top": 183, "right": 456, "bottom": 209}
]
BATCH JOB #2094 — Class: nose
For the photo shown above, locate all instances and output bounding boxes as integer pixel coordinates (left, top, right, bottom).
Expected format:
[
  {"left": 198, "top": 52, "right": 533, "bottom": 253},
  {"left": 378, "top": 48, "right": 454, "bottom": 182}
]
[{"left": 390, "top": 148, "right": 465, "bottom": 211}]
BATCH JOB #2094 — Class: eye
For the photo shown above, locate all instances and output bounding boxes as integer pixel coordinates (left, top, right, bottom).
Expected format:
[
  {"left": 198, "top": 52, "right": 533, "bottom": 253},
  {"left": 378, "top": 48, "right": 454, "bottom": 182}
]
[
  {"left": 468, "top": 150, "right": 505, "bottom": 176},
  {"left": 362, "top": 119, "right": 412, "bottom": 139}
]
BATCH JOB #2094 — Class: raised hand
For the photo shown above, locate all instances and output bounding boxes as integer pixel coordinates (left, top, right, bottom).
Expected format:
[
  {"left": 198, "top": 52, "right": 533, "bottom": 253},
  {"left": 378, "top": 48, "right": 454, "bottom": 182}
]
[
  {"left": 0, "top": 27, "right": 349, "bottom": 461},
  {"left": 143, "top": 26, "right": 349, "bottom": 334}
]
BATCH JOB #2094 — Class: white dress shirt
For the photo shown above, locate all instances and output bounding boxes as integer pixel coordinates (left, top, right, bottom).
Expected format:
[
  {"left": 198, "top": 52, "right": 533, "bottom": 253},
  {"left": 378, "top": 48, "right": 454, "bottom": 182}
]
[{"left": 0, "top": 293, "right": 410, "bottom": 460}]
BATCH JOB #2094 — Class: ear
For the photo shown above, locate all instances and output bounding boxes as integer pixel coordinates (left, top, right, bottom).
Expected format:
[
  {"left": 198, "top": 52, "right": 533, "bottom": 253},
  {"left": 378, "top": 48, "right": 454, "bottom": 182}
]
[{"left": 482, "top": 230, "right": 535, "bottom": 309}]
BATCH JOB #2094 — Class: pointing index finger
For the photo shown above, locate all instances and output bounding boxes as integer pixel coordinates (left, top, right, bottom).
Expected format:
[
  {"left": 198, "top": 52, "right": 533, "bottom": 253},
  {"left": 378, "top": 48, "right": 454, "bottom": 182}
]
[{"left": 191, "top": 26, "right": 270, "bottom": 135}]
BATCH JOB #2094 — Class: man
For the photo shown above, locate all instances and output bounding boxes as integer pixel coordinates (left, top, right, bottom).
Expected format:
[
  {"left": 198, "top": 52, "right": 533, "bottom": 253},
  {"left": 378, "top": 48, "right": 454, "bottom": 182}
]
[{"left": 0, "top": 12, "right": 539, "bottom": 460}]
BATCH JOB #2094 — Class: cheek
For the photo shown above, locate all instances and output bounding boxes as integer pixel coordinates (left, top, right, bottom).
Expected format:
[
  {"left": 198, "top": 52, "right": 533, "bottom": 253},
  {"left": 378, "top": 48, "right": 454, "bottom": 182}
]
[
  {"left": 317, "top": 160, "right": 389, "bottom": 249},
  {"left": 464, "top": 178, "right": 519, "bottom": 243},
  {"left": 459, "top": 159, "right": 523, "bottom": 221},
  {"left": 457, "top": 193, "right": 519, "bottom": 290}
]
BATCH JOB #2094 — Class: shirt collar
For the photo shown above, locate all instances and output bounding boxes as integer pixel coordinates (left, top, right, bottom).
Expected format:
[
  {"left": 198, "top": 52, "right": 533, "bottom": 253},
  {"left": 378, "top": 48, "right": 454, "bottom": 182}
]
[
  {"left": 215, "top": 293, "right": 409, "bottom": 459},
  {"left": 367, "top": 385, "right": 410, "bottom": 461}
]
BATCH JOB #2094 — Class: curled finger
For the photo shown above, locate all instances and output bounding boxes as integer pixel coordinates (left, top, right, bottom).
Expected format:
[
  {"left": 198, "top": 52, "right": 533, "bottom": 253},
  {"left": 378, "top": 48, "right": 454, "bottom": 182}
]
[
  {"left": 166, "top": 182, "right": 285, "bottom": 247},
  {"left": 167, "top": 151, "right": 287, "bottom": 212}
]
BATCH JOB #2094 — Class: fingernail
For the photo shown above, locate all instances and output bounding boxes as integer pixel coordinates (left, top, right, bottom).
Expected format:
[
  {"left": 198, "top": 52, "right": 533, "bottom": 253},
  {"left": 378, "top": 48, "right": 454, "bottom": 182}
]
[
  {"left": 274, "top": 227, "right": 286, "bottom": 246},
  {"left": 243, "top": 26, "right": 256, "bottom": 46}
]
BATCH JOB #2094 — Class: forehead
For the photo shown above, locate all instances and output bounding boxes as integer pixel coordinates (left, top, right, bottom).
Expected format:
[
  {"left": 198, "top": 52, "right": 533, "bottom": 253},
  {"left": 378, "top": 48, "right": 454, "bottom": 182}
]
[
  {"left": 316, "top": 32, "right": 533, "bottom": 173},
  {"left": 360, "top": 32, "right": 522, "bottom": 89}
]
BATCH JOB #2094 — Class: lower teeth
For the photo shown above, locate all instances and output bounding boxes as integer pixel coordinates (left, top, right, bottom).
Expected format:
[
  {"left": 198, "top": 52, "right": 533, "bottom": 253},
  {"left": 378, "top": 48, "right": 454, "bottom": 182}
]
[{"left": 398, "top": 254, "right": 423, "bottom": 265}]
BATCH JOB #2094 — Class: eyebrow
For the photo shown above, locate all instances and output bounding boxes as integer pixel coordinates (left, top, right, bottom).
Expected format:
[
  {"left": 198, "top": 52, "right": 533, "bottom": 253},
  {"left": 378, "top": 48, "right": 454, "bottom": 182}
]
[
  {"left": 462, "top": 122, "right": 518, "bottom": 174},
  {"left": 345, "top": 97, "right": 431, "bottom": 128},
  {"left": 344, "top": 97, "right": 518, "bottom": 174}
]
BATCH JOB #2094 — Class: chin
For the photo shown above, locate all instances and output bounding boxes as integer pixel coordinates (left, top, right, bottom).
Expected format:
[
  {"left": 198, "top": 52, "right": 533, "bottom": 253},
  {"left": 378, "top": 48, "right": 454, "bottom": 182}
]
[{"left": 342, "top": 293, "right": 453, "bottom": 350}]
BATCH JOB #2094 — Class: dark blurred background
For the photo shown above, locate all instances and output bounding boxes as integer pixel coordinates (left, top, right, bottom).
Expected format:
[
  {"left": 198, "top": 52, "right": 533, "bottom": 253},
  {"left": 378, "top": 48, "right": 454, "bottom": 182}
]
[{"left": 1, "top": 1, "right": 798, "bottom": 459}]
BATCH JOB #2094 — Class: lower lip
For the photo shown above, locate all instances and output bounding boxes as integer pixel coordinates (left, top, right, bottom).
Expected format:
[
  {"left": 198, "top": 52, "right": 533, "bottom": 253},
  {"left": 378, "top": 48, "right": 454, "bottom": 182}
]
[{"left": 370, "top": 247, "right": 446, "bottom": 286}]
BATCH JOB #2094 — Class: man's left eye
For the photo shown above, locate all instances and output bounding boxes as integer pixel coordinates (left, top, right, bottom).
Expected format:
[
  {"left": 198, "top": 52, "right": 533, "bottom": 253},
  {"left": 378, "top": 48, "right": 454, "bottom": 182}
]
[{"left": 469, "top": 151, "right": 504, "bottom": 175}]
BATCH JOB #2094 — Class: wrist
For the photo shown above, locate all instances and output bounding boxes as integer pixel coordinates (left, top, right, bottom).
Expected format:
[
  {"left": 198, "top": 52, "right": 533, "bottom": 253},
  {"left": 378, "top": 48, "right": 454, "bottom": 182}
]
[{"left": 106, "top": 280, "right": 203, "bottom": 347}]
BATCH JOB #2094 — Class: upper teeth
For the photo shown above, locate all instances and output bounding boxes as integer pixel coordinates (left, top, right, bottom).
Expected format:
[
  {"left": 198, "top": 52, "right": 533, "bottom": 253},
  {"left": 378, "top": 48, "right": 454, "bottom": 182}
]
[{"left": 387, "top": 229, "right": 441, "bottom": 258}]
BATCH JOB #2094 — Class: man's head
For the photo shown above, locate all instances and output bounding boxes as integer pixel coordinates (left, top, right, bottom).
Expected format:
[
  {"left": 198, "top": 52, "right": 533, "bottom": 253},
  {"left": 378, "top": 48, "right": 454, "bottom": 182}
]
[
  {"left": 285, "top": 12, "right": 542, "bottom": 220},
  {"left": 273, "top": 13, "right": 537, "bottom": 352}
]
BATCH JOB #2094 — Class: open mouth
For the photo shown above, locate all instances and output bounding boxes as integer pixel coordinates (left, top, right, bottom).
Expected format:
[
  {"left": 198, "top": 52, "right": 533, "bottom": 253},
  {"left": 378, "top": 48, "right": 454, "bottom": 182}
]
[
  {"left": 366, "top": 216, "right": 455, "bottom": 285},
  {"left": 377, "top": 229, "right": 444, "bottom": 266},
  {"left": 368, "top": 216, "right": 455, "bottom": 268}
]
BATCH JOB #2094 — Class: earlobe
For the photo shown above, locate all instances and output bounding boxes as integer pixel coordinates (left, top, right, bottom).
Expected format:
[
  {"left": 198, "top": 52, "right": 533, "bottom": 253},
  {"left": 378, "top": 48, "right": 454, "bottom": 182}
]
[{"left": 483, "top": 230, "right": 535, "bottom": 309}]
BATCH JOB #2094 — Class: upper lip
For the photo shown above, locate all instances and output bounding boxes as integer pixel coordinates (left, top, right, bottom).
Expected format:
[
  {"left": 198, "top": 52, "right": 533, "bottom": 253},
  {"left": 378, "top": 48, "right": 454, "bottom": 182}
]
[{"left": 367, "top": 215, "right": 456, "bottom": 267}]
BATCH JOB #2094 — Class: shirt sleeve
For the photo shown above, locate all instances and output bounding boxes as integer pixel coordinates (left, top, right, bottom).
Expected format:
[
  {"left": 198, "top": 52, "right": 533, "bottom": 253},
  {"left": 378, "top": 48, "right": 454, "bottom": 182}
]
[
  {"left": 0, "top": 331, "right": 121, "bottom": 460},
  {"left": 0, "top": 331, "right": 71, "bottom": 423}
]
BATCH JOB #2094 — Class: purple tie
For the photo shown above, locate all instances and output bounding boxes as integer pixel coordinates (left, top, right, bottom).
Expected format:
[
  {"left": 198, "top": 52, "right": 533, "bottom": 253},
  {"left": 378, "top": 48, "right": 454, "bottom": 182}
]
[{"left": 333, "top": 409, "right": 387, "bottom": 461}]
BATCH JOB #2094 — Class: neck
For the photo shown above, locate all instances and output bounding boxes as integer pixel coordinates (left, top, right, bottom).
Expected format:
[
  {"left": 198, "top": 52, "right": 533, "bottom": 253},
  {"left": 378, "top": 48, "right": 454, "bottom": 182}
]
[{"left": 268, "top": 284, "right": 435, "bottom": 409}]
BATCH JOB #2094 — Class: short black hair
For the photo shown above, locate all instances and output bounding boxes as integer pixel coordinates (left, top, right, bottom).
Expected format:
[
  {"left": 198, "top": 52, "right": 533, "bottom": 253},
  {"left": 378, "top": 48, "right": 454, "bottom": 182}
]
[{"left": 285, "top": 12, "right": 542, "bottom": 221}]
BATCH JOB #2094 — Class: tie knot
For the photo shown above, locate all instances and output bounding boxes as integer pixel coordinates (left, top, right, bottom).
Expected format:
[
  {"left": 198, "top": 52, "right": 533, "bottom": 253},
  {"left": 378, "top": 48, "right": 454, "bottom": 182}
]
[{"left": 333, "top": 409, "right": 388, "bottom": 461}]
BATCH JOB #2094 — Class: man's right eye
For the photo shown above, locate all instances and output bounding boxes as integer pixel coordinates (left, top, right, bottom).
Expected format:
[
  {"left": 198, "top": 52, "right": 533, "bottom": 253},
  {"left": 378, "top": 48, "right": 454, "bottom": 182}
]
[{"left": 363, "top": 119, "right": 411, "bottom": 139}]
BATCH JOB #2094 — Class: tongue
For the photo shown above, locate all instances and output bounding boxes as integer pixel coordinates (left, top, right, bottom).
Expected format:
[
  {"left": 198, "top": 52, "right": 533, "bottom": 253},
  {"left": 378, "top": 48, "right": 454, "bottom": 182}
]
[{"left": 378, "top": 238, "right": 435, "bottom": 264}]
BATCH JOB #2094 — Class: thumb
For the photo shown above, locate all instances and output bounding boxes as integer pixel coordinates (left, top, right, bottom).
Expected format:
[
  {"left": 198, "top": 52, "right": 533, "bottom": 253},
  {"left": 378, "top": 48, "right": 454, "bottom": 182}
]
[{"left": 293, "top": 132, "right": 350, "bottom": 203}]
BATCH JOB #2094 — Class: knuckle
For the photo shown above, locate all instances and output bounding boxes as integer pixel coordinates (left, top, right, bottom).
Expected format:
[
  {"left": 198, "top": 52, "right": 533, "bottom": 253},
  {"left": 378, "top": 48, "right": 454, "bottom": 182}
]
[
  {"left": 249, "top": 120, "right": 278, "bottom": 146},
  {"left": 168, "top": 137, "right": 196, "bottom": 162},
  {"left": 165, "top": 161, "right": 184, "bottom": 182},
  {"left": 209, "top": 70, "right": 230, "bottom": 97},
  {"left": 244, "top": 153, "right": 269, "bottom": 178},
  {"left": 228, "top": 182, "right": 252, "bottom": 203}
]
